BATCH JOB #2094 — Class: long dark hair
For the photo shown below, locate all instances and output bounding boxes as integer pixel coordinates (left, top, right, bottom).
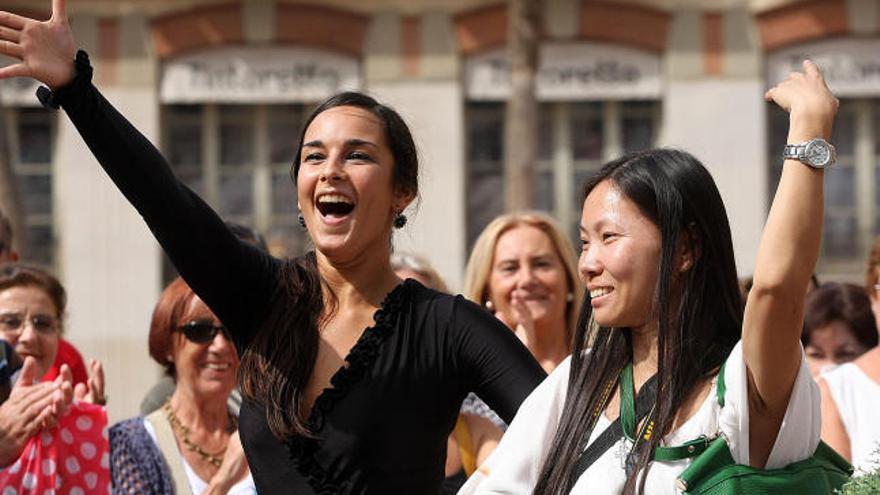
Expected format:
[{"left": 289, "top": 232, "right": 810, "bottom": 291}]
[
  {"left": 533, "top": 149, "right": 742, "bottom": 494},
  {"left": 239, "top": 92, "right": 418, "bottom": 439}
]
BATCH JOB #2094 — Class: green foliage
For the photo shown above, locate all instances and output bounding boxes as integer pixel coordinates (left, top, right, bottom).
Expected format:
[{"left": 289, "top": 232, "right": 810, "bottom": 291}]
[{"left": 838, "top": 450, "right": 880, "bottom": 495}]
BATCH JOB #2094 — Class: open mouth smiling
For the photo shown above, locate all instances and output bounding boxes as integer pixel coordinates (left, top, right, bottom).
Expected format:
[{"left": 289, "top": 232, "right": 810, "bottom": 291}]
[{"left": 316, "top": 193, "right": 355, "bottom": 219}]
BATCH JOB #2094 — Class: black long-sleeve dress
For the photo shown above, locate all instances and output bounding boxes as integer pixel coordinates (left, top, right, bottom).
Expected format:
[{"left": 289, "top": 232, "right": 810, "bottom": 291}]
[{"left": 52, "top": 52, "right": 547, "bottom": 494}]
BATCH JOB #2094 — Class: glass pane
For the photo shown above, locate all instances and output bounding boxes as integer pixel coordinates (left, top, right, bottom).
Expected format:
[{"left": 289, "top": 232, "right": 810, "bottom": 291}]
[
  {"left": 272, "top": 172, "right": 297, "bottom": 215},
  {"left": 178, "top": 170, "right": 204, "bottom": 198},
  {"left": 267, "top": 223, "right": 308, "bottom": 259},
  {"left": 220, "top": 106, "right": 254, "bottom": 167},
  {"left": 23, "top": 225, "right": 52, "bottom": 266},
  {"left": 832, "top": 106, "right": 855, "bottom": 157},
  {"left": 571, "top": 109, "right": 602, "bottom": 160},
  {"left": 168, "top": 124, "right": 202, "bottom": 166},
  {"left": 823, "top": 215, "right": 857, "bottom": 258},
  {"left": 622, "top": 116, "right": 654, "bottom": 153},
  {"left": 467, "top": 104, "right": 504, "bottom": 163},
  {"left": 534, "top": 171, "right": 554, "bottom": 212},
  {"left": 573, "top": 169, "right": 596, "bottom": 208},
  {"left": 825, "top": 166, "right": 855, "bottom": 208},
  {"left": 218, "top": 173, "right": 253, "bottom": 216},
  {"left": 467, "top": 174, "right": 504, "bottom": 249},
  {"left": 16, "top": 175, "right": 51, "bottom": 215},
  {"left": 18, "top": 122, "right": 52, "bottom": 164},
  {"left": 766, "top": 104, "right": 790, "bottom": 206},
  {"left": 537, "top": 106, "right": 554, "bottom": 161},
  {"left": 269, "top": 121, "right": 298, "bottom": 164}
]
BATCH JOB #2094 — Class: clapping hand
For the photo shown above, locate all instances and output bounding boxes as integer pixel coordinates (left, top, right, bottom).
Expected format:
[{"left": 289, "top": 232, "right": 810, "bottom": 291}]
[
  {"left": 74, "top": 358, "right": 106, "bottom": 406},
  {"left": 0, "top": 357, "right": 73, "bottom": 467}
]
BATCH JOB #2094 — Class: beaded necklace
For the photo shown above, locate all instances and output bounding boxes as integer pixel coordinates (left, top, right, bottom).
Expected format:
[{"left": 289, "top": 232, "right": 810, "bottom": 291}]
[{"left": 162, "top": 398, "right": 237, "bottom": 468}]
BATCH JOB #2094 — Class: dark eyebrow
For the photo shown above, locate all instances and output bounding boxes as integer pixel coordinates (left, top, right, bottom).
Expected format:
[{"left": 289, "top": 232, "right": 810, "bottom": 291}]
[
  {"left": 302, "top": 139, "right": 378, "bottom": 149},
  {"left": 346, "top": 139, "right": 378, "bottom": 149}
]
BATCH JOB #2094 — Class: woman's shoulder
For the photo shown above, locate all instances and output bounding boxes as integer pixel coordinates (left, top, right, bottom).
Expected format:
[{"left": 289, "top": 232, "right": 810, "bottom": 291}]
[{"left": 110, "top": 416, "right": 148, "bottom": 440}]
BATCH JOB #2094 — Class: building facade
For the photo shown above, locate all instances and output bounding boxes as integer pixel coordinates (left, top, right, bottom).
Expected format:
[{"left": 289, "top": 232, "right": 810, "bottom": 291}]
[{"left": 1, "top": 0, "right": 876, "bottom": 421}]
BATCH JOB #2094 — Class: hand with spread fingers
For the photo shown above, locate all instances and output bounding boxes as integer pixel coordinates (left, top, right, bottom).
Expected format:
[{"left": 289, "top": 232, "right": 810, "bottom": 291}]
[
  {"left": 0, "top": 0, "right": 76, "bottom": 89},
  {"left": 74, "top": 358, "right": 106, "bottom": 406},
  {"left": 0, "top": 356, "right": 73, "bottom": 467}
]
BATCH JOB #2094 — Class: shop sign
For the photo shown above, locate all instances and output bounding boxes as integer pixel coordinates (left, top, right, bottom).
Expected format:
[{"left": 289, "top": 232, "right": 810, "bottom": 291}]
[
  {"left": 768, "top": 39, "right": 880, "bottom": 97},
  {"left": 161, "top": 46, "right": 361, "bottom": 103},
  {"left": 465, "top": 42, "right": 662, "bottom": 101}
]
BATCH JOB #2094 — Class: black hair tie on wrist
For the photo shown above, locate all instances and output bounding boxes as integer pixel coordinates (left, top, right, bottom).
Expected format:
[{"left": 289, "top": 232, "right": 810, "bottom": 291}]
[{"left": 36, "top": 49, "right": 93, "bottom": 110}]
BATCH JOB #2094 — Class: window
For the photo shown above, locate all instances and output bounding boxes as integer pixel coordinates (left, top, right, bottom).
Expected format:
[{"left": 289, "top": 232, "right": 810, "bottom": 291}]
[
  {"left": 466, "top": 100, "right": 660, "bottom": 247},
  {"left": 4, "top": 107, "right": 56, "bottom": 267},
  {"left": 162, "top": 104, "right": 310, "bottom": 281},
  {"left": 767, "top": 99, "right": 880, "bottom": 276}
]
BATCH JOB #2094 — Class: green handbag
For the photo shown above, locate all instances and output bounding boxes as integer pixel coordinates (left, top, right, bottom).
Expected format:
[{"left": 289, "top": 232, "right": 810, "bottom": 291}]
[{"left": 647, "top": 362, "right": 853, "bottom": 494}]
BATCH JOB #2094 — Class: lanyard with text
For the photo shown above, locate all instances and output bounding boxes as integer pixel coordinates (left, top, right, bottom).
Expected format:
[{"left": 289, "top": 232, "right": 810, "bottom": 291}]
[{"left": 620, "top": 362, "right": 658, "bottom": 476}]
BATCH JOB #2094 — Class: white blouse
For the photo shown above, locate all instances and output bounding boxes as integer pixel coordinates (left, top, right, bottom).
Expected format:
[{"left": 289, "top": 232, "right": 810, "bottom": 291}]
[
  {"left": 822, "top": 362, "right": 880, "bottom": 473},
  {"left": 459, "top": 341, "right": 820, "bottom": 494},
  {"left": 143, "top": 419, "right": 257, "bottom": 495}
]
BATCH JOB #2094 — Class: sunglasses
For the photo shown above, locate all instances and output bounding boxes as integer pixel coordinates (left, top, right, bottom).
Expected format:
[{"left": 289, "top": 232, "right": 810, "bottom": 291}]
[{"left": 177, "top": 321, "right": 231, "bottom": 344}]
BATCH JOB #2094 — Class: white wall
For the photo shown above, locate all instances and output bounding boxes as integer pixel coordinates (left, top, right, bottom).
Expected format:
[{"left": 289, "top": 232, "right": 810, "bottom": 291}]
[
  {"left": 661, "top": 79, "right": 767, "bottom": 277},
  {"left": 56, "top": 87, "right": 163, "bottom": 424},
  {"left": 367, "top": 81, "right": 467, "bottom": 291}
]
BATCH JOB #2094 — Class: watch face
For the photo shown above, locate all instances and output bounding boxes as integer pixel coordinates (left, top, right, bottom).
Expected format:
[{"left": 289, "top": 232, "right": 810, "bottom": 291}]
[{"left": 804, "top": 140, "right": 832, "bottom": 168}]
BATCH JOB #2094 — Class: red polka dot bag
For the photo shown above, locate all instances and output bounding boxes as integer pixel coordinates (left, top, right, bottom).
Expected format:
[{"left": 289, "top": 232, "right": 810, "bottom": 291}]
[{"left": 0, "top": 402, "right": 110, "bottom": 494}]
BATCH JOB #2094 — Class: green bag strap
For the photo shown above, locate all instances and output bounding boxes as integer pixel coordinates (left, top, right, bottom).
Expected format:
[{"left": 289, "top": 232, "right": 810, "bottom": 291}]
[
  {"left": 655, "top": 435, "right": 714, "bottom": 461},
  {"left": 652, "top": 362, "right": 728, "bottom": 462}
]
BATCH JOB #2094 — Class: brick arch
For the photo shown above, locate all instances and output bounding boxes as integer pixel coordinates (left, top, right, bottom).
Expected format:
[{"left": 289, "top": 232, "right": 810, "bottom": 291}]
[
  {"left": 579, "top": 1, "right": 670, "bottom": 54},
  {"left": 275, "top": 4, "right": 368, "bottom": 57},
  {"left": 151, "top": 3, "right": 368, "bottom": 60},
  {"left": 454, "top": 4, "right": 508, "bottom": 56},
  {"left": 454, "top": 2, "right": 670, "bottom": 56},
  {"left": 151, "top": 3, "right": 244, "bottom": 60},
  {"left": 756, "top": 0, "right": 848, "bottom": 52}
]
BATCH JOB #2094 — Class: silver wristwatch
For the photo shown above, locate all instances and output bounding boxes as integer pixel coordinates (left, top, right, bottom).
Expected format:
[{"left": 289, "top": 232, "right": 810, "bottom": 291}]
[{"left": 782, "top": 138, "right": 836, "bottom": 169}]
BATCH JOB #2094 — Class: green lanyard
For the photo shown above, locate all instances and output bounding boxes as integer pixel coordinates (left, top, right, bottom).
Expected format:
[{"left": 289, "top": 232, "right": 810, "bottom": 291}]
[
  {"left": 620, "top": 362, "right": 657, "bottom": 475},
  {"left": 620, "top": 362, "right": 718, "bottom": 466}
]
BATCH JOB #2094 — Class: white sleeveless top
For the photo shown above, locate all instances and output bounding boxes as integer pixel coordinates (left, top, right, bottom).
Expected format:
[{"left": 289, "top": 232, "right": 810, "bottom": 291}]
[
  {"left": 143, "top": 419, "right": 257, "bottom": 494},
  {"left": 822, "top": 362, "right": 880, "bottom": 473},
  {"left": 460, "top": 341, "right": 820, "bottom": 494}
]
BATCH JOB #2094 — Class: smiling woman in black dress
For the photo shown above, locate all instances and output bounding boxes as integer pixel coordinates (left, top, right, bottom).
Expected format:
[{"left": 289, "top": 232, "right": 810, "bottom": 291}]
[{"left": 0, "top": 2, "right": 546, "bottom": 493}]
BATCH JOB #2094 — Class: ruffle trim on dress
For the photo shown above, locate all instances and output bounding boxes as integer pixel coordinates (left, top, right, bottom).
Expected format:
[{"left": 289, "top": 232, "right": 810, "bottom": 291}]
[
  {"left": 37, "top": 50, "right": 93, "bottom": 110},
  {"left": 285, "top": 280, "right": 410, "bottom": 493}
]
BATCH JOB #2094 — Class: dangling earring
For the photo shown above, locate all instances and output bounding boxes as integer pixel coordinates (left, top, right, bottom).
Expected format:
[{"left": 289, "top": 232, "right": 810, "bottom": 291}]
[
  {"left": 298, "top": 213, "right": 307, "bottom": 231},
  {"left": 393, "top": 212, "right": 407, "bottom": 229},
  {"left": 566, "top": 292, "right": 574, "bottom": 302},
  {"left": 485, "top": 300, "right": 494, "bottom": 311}
]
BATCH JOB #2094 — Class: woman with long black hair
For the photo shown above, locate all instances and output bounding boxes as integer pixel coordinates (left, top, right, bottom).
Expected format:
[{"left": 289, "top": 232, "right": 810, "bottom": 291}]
[
  {"left": 0, "top": 2, "right": 546, "bottom": 493},
  {"left": 461, "top": 62, "right": 839, "bottom": 494}
]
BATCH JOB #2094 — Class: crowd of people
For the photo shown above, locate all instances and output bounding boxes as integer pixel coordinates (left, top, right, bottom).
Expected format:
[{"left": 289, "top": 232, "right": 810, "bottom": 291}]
[{"left": 0, "top": 1, "right": 879, "bottom": 494}]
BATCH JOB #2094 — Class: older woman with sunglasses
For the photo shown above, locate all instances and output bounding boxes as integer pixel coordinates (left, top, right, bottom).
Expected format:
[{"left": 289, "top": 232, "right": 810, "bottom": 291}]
[{"left": 110, "top": 277, "right": 254, "bottom": 495}]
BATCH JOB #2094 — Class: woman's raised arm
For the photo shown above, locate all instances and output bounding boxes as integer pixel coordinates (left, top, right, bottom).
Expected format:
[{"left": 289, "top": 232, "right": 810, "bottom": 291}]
[
  {"left": 0, "top": 0, "right": 281, "bottom": 346},
  {"left": 745, "top": 60, "right": 838, "bottom": 467}
]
